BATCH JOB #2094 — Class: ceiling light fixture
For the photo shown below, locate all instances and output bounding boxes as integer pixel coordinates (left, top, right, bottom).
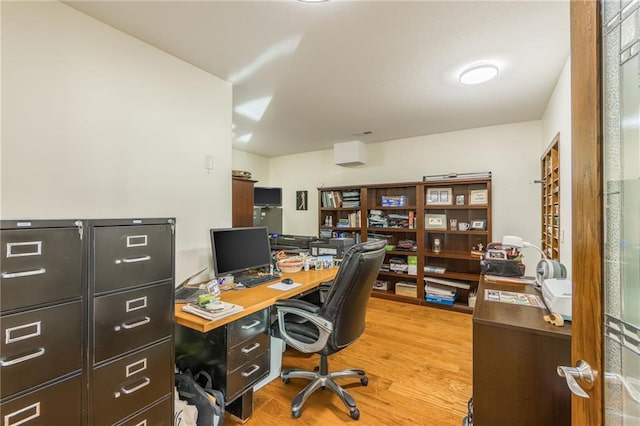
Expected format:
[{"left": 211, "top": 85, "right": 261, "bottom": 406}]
[
  {"left": 459, "top": 63, "right": 499, "bottom": 85},
  {"left": 297, "top": 0, "right": 329, "bottom": 3}
]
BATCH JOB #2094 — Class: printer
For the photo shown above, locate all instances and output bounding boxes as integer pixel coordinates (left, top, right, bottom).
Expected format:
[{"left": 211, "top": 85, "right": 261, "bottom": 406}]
[
  {"left": 309, "top": 237, "right": 354, "bottom": 257},
  {"left": 541, "top": 278, "right": 572, "bottom": 321}
]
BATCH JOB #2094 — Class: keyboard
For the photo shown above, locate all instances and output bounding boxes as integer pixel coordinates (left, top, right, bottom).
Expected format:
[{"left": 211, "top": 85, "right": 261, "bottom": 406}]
[
  {"left": 174, "top": 286, "right": 205, "bottom": 302},
  {"left": 237, "top": 274, "right": 279, "bottom": 288}
]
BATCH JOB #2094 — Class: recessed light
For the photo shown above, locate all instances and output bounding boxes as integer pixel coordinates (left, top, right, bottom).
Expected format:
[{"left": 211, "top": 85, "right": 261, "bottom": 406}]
[
  {"left": 297, "top": 0, "right": 329, "bottom": 3},
  {"left": 459, "top": 64, "right": 499, "bottom": 85}
]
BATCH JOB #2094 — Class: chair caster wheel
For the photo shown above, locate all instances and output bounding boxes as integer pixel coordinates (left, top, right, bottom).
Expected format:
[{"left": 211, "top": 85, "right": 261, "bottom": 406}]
[
  {"left": 292, "top": 409, "right": 301, "bottom": 419},
  {"left": 360, "top": 377, "right": 369, "bottom": 386},
  {"left": 350, "top": 408, "right": 360, "bottom": 420},
  {"left": 282, "top": 377, "right": 290, "bottom": 384}
]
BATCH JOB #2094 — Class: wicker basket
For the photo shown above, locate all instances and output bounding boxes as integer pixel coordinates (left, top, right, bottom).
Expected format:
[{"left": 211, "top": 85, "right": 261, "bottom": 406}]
[{"left": 277, "top": 256, "right": 304, "bottom": 273}]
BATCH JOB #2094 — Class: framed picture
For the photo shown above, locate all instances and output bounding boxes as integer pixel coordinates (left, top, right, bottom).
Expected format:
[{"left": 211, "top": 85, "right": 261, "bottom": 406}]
[
  {"left": 426, "top": 187, "right": 453, "bottom": 205},
  {"left": 469, "top": 189, "right": 488, "bottom": 205},
  {"left": 470, "top": 219, "right": 487, "bottom": 230},
  {"left": 449, "top": 218, "right": 458, "bottom": 231},
  {"left": 455, "top": 194, "right": 465, "bottom": 205},
  {"left": 425, "top": 213, "right": 447, "bottom": 230},
  {"left": 296, "top": 190, "right": 308, "bottom": 210}
]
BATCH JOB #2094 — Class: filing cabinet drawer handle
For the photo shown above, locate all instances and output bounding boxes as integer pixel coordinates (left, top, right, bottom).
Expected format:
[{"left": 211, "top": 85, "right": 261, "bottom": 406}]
[
  {"left": 241, "top": 320, "right": 261, "bottom": 330},
  {"left": 241, "top": 364, "right": 260, "bottom": 377},
  {"left": 0, "top": 347, "right": 45, "bottom": 367},
  {"left": 7, "top": 241, "right": 42, "bottom": 258},
  {"left": 115, "top": 377, "right": 151, "bottom": 398},
  {"left": 3, "top": 401, "right": 40, "bottom": 426},
  {"left": 1, "top": 268, "right": 46, "bottom": 279},
  {"left": 241, "top": 342, "right": 261, "bottom": 354},
  {"left": 115, "top": 255, "right": 151, "bottom": 264},
  {"left": 119, "top": 316, "right": 151, "bottom": 330}
]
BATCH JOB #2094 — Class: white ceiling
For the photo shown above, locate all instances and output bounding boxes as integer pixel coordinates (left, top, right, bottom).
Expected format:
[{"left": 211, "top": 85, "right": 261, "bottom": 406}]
[{"left": 66, "top": 0, "right": 570, "bottom": 158}]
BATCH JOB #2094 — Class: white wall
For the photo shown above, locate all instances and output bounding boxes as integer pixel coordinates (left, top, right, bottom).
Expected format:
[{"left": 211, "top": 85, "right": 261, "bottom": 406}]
[
  {"left": 266, "top": 121, "right": 543, "bottom": 275},
  {"left": 1, "top": 2, "right": 233, "bottom": 282},
  {"left": 541, "top": 56, "right": 572, "bottom": 277}
]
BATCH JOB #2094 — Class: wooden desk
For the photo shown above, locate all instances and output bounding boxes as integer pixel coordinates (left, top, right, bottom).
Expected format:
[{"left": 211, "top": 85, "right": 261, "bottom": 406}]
[
  {"left": 174, "top": 268, "right": 338, "bottom": 421},
  {"left": 175, "top": 267, "right": 338, "bottom": 332},
  {"left": 472, "top": 277, "right": 571, "bottom": 425}
]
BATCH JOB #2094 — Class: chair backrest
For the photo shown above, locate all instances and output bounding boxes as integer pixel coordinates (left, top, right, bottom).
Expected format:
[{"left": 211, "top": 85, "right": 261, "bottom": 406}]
[{"left": 320, "top": 239, "right": 386, "bottom": 351}]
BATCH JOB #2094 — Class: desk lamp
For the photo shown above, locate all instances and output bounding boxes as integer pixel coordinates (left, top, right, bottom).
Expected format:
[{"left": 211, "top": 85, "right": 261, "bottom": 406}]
[{"left": 501, "top": 235, "right": 547, "bottom": 259}]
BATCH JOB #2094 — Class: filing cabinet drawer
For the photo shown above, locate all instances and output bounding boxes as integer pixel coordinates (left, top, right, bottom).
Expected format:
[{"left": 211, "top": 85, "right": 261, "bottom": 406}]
[
  {"left": 115, "top": 396, "right": 172, "bottom": 426},
  {"left": 227, "top": 308, "right": 269, "bottom": 347},
  {"left": 93, "top": 224, "right": 173, "bottom": 294},
  {"left": 0, "top": 374, "right": 82, "bottom": 426},
  {"left": 93, "top": 282, "right": 174, "bottom": 363},
  {"left": 92, "top": 339, "right": 173, "bottom": 426},
  {"left": 226, "top": 351, "right": 270, "bottom": 401},
  {"left": 228, "top": 332, "right": 269, "bottom": 372},
  {"left": 1, "top": 301, "right": 82, "bottom": 399},
  {"left": 1, "top": 225, "right": 82, "bottom": 312}
]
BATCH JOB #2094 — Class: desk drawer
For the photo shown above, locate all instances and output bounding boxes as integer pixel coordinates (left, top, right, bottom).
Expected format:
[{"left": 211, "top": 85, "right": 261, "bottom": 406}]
[
  {"left": 1, "top": 374, "right": 81, "bottom": 426},
  {"left": 228, "top": 332, "right": 269, "bottom": 372},
  {"left": 93, "top": 224, "right": 173, "bottom": 294},
  {"left": 227, "top": 308, "right": 269, "bottom": 347},
  {"left": 1, "top": 301, "right": 82, "bottom": 399},
  {"left": 1, "top": 226, "right": 82, "bottom": 312},
  {"left": 93, "top": 282, "right": 173, "bottom": 364},
  {"left": 92, "top": 340, "right": 173, "bottom": 426},
  {"left": 226, "top": 351, "right": 270, "bottom": 401},
  {"left": 115, "top": 396, "right": 172, "bottom": 426}
]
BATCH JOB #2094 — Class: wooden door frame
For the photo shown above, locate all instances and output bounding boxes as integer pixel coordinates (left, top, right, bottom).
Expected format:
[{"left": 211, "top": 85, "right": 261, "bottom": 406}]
[{"left": 570, "top": 0, "right": 603, "bottom": 424}]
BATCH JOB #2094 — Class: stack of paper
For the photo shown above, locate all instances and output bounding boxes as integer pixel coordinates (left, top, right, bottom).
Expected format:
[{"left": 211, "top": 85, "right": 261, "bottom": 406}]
[
  {"left": 424, "top": 281, "right": 457, "bottom": 298},
  {"left": 182, "top": 301, "right": 244, "bottom": 321}
]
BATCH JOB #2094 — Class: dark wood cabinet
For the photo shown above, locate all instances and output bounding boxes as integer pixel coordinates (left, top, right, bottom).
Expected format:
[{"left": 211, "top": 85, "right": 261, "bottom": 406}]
[
  {"left": 472, "top": 278, "right": 571, "bottom": 425},
  {"left": 233, "top": 178, "right": 257, "bottom": 227}
]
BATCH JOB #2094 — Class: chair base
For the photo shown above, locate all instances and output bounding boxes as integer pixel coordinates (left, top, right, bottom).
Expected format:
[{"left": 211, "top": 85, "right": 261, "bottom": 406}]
[{"left": 281, "top": 354, "right": 368, "bottom": 420}]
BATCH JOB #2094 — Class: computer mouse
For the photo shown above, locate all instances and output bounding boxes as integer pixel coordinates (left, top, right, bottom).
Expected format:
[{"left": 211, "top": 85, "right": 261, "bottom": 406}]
[{"left": 282, "top": 278, "right": 294, "bottom": 285}]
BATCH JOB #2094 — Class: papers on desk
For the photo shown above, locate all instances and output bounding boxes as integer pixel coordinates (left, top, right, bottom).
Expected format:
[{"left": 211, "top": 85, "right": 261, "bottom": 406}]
[
  {"left": 267, "top": 282, "right": 303, "bottom": 291},
  {"left": 182, "top": 301, "right": 244, "bottom": 321}
]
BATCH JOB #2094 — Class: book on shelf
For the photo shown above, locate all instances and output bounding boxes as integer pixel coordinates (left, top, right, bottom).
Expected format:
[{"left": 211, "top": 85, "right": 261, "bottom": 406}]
[
  {"left": 182, "top": 301, "right": 244, "bottom": 321},
  {"left": 424, "top": 265, "right": 446, "bottom": 274},
  {"left": 424, "top": 276, "right": 471, "bottom": 290}
]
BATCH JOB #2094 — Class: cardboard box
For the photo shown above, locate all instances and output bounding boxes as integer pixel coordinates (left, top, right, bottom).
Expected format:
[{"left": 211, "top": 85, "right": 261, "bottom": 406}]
[
  {"left": 407, "top": 256, "right": 417, "bottom": 275},
  {"left": 395, "top": 281, "right": 417, "bottom": 298}
]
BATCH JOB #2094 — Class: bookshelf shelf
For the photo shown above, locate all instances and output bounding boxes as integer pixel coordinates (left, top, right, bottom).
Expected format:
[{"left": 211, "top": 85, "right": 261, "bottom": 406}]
[
  {"left": 541, "top": 134, "right": 560, "bottom": 261},
  {"left": 318, "top": 176, "right": 491, "bottom": 314}
]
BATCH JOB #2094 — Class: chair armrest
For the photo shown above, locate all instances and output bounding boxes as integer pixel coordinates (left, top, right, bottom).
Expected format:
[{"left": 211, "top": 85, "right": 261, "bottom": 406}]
[
  {"left": 319, "top": 280, "right": 333, "bottom": 289},
  {"left": 275, "top": 298, "right": 321, "bottom": 314},
  {"left": 275, "top": 302, "right": 333, "bottom": 354}
]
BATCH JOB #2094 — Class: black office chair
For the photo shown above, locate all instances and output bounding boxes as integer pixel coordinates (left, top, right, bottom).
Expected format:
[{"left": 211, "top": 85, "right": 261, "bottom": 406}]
[{"left": 273, "top": 239, "right": 386, "bottom": 420}]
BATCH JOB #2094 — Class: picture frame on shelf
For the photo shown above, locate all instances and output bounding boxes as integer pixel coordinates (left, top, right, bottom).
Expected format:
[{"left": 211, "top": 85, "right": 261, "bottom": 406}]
[
  {"left": 470, "top": 219, "right": 487, "bottom": 230},
  {"left": 449, "top": 218, "right": 458, "bottom": 231},
  {"left": 426, "top": 187, "right": 453, "bottom": 205},
  {"left": 455, "top": 194, "right": 465, "bottom": 205},
  {"left": 425, "top": 213, "right": 447, "bottom": 230},
  {"left": 469, "top": 189, "right": 489, "bottom": 205}
]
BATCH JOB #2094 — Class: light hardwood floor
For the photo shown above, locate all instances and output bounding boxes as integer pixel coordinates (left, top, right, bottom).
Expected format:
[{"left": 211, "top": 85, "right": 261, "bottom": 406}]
[{"left": 227, "top": 297, "right": 473, "bottom": 425}]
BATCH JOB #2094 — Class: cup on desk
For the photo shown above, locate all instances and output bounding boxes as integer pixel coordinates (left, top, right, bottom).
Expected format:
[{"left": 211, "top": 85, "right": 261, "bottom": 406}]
[{"left": 458, "top": 222, "right": 470, "bottom": 231}]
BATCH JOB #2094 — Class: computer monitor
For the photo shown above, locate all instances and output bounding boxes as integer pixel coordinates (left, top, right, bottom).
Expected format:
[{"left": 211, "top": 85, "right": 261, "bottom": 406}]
[{"left": 210, "top": 226, "right": 271, "bottom": 277}]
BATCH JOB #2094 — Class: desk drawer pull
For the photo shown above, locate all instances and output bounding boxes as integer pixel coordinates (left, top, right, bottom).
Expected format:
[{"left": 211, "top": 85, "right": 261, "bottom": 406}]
[
  {"left": 117, "top": 316, "right": 151, "bottom": 331},
  {"left": 3, "top": 401, "right": 40, "bottom": 426},
  {"left": 115, "top": 255, "right": 151, "bottom": 265},
  {"left": 241, "top": 364, "right": 260, "bottom": 377},
  {"left": 0, "top": 348, "right": 45, "bottom": 367},
  {"left": 1, "top": 268, "right": 46, "bottom": 279},
  {"left": 114, "top": 377, "right": 150, "bottom": 398},
  {"left": 241, "top": 342, "right": 261, "bottom": 354},
  {"left": 241, "top": 320, "right": 261, "bottom": 330}
]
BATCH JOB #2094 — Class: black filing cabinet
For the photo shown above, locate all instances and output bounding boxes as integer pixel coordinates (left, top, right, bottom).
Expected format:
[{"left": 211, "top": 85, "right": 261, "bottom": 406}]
[
  {"left": 175, "top": 307, "right": 271, "bottom": 420},
  {"left": 87, "top": 218, "right": 175, "bottom": 426},
  {"left": 0, "top": 219, "right": 85, "bottom": 426}
]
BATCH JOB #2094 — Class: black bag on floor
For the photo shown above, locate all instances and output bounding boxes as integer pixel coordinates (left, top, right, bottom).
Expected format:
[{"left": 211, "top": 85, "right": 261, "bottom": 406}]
[{"left": 175, "top": 369, "right": 225, "bottom": 426}]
